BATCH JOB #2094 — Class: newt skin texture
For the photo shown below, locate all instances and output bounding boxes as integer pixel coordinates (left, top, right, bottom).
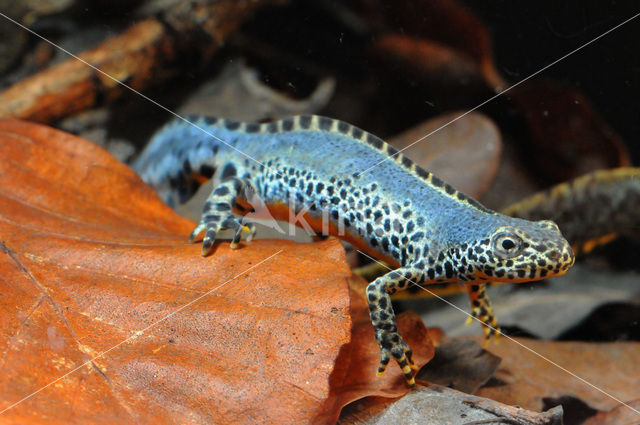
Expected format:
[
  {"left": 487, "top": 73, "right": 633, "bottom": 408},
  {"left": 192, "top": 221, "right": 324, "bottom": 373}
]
[{"left": 133, "top": 115, "right": 575, "bottom": 385}]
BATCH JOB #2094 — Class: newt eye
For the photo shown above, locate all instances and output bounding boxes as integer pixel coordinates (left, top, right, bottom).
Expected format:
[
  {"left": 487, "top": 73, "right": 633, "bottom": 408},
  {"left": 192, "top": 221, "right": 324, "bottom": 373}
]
[{"left": 492, "top": 233, "right": 523, "bottom": 258}]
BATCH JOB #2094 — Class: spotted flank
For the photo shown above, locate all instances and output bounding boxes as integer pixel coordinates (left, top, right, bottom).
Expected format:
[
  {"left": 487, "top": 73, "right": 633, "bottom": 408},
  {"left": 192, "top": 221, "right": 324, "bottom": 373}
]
[{"left": 133, "top": 114, "right": 575, "bottom": 386}]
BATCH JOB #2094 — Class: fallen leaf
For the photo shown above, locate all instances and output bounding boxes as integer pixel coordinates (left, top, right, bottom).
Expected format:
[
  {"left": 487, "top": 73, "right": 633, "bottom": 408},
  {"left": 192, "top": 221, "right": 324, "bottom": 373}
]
[
  {"left": 338, "top": 384, "right": 564, "bottom": 425},
  {"left": 0, "top": 119, "right": 354, "bottom": 424},
  {"left": 389, "top": 111, "right": 502, "bottom": 198},
  {"left": 317, "top": 276, "right": 436, "bottom": 424},
  {"left": 473, "top": 337, "right": 640, "bottom": 413},
  {"left": 583, "top": 399, "right": 640, "bottom": 425},
  {"left": 417, "top": 339, "right": 501, "bottom": 394}
]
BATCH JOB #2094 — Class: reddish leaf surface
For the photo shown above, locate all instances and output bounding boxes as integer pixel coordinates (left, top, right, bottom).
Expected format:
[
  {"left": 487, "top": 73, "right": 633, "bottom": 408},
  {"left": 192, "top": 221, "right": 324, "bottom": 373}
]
[
  {"left": 317, "top": 276, "right": 436, "bottom": 424},
  {"left": 583, "top": 399, "right": 640, "bottom": 425},
  {"left": 0, "top": 120, "right": 355, "bottom": 424},
  {"left": 473, "top": 337, "right": 640, "bottom": 414}
]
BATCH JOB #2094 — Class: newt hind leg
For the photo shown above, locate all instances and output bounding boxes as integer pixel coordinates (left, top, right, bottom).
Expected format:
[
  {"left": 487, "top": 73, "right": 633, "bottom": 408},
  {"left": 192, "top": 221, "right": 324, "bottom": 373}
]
[{"left": 189, "top": 177, "right": 257, "bottom": 255}]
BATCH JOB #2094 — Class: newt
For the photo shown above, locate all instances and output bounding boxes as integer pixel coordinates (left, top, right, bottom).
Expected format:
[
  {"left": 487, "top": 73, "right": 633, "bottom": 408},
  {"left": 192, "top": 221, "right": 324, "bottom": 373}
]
[
  {"left": 133, "top": 115, "right": 575, "bottom": 385},
  {"left": 503, "top": 167, "right": 640, "bottom": 255}
]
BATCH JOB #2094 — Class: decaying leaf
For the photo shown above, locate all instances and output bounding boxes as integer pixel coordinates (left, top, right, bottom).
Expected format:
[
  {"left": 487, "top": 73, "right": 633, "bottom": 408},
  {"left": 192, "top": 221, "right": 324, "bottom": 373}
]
[
  {"left": 473, "top": 336, "right": 640, "bottom": 414},
  {"left": 318, "top": 276, "right": 436, "bottom": 424},
  {"left": 339, "top": 384, "right": 564, "bottom": 425},
  {"left": 389, "top": 111, "right": 502, "bottom": 199},
  {"left": 0, "top": 119, "right": 354, "bottom": 424}
]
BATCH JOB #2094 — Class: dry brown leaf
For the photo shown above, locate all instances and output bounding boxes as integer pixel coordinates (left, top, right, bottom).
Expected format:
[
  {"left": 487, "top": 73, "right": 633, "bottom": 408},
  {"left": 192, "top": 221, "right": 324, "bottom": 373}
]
[
  {"left": 473, "top": 336, "right": 640, "bottom": 413},
  {"left": 583, "top": 399, "right": 640, "bottom": 425},
  {"left": 0, "top": 119, "right": 355, "bottom": 424},
  {"left": 389, "top": 111, "right": 502, "bottom": 199},
  {"left": 339, "top": 384, "right": 564, "bottom": 425},
  {"left": 318, "top": 276, "right": 436, "bottom": 424}
]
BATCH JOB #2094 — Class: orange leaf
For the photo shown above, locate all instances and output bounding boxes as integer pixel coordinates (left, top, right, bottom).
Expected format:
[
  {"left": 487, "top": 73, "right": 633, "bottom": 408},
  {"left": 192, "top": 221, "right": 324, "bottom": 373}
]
[
  {"left": 0, "top": 120, "right": 354, "bottom": 424},
  {"left": 316, "top": 276, "right": 435, "bottom": 424}
]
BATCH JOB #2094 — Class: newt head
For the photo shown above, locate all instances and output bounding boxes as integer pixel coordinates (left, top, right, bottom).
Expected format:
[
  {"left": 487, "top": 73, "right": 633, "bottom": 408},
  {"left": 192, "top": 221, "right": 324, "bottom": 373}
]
[{"left": 463, "top": 219, "right": 575, "bottom": 283}]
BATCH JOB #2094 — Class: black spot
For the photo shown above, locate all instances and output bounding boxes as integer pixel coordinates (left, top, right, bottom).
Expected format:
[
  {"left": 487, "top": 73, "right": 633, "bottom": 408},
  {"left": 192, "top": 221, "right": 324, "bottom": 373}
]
[
  {"left": 406, "top": 221, "right": 415, "bottom": 233},
  {"left": 331, "top": 210, "right": 339, "bottom": 220},
  {"left": 391, "top": 235, "right": 399, "bottom": 247},
  {"left": 245, "top": 123, "right": 260, "bottom": 133},
  {"left": 200, "top": 164, "right": 215, "bottom": 178},
  {"left": 204, "top": 116, "right": 218, "bottom": 125},
  {"left": 215, "top": 202, "right": 231, "bottom": 211},
  {"left": 410, "top": 232, "right": 424, "bottom": 242},
  {"left": 282, "top": 118, "right": 294, "bottom": 131},
  {"left": 382, "top": 238, "right": 390, "bottom": 251},
  {"left": 326, "top": 186, "right": 334, "bottom": 196},
  {"left": 517, "top": 270, "right": 526, "bottom": 278},
  {"left": 331, "top": 196, "right": 340, "bottom": 204},
  {"left": 289, "top": 178, "right": 297, "bottom": 187},
  {"left": 445, "top": 262, "right": 454, "bottom": 278},
  {"left": 445, "top": 185, "right": 455, "bottom": 195},
  {"left": 415, "top": 167, "right": 430, "bottom": 179},
  {"left": 267, "top": 122, "right": 279, "bottom": 133},
  {"left": 337, "top": 120, "right": 350, "bottom": 133},
  {"left": 401, "top": 156, "right": 412, "bottom": 168},
  {"left": 427, "top": 269, "right": 435, "bottom": 280},
  {"left": 221, "top": 164, "right": 237, "bottom": 179},
  {"left": 299, "top": 115, "right": 312, "bottom": 129},
  {"left": 213, "top": 186, "right": 230, "bottom": 196},
  {"left": 316, "top": 182, "right": 325, "bottom": 193},
  {"left": 224, "top": 120, "right": 240, "bottom": 130},
  {"left": 306, "top": 183, "right": 314, "bottom": 196},
  {"left": 379, "top": 297, "right": 388, "bottom": 309},
  {"left": 366, "top": 133, "right": 384, "bottom": 149},
  {"left": 351, "top": 127, "right": 363, "bottom": 139},
  {"left": 384, "top": 219, "right": 391, "bottom": 232},
  {"left": 431, "top": 175, "right": 445, "bottom": 187},
  {"left": 318, "top": 116, "right": 333, "bottom": 130},
  {"left": 340, "top": 188, "right": 347, "bottom": 199},
  {"left": 386, "top": 145, "right": 399, "bottom": 156}
]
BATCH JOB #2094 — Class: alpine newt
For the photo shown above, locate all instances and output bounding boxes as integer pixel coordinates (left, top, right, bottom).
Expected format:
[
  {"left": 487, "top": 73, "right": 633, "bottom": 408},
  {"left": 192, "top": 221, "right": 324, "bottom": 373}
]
[{"left": 133, "top": 115, "right": 575, "bottom": 385}]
